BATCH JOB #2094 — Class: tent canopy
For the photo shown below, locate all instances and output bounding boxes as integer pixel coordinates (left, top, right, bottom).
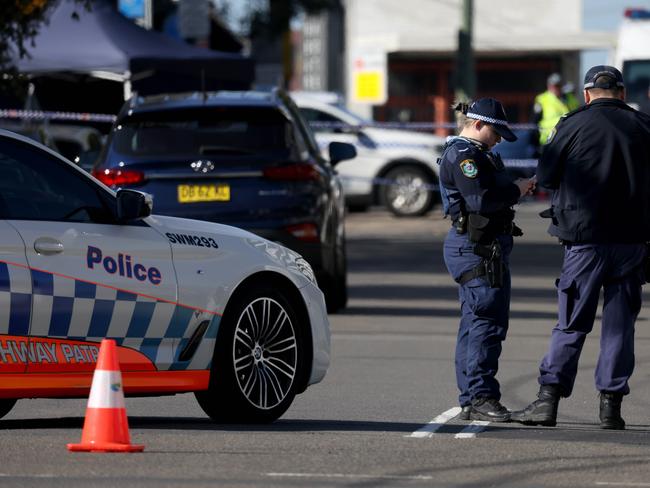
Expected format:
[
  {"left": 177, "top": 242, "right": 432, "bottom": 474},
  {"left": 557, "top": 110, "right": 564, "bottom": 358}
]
[{"left": 14, "top": 0, "right": 254, "bottom": 94}]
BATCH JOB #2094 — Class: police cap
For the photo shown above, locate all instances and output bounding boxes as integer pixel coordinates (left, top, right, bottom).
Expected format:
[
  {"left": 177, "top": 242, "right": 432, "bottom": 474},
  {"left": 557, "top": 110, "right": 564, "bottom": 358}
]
[
  {"left": 583, "top": 65, "right": 625, "bottom": 90},
  {"left": 466, "top": 98, "right": 517, "bottom": 142}
]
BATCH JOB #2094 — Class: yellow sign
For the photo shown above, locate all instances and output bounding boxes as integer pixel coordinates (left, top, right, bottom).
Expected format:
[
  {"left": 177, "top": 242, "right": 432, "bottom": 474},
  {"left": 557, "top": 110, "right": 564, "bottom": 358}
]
[
  {"left": 354, "top": 72, "right": 384, "bottom": 102},
  {"left": 350, "top": 48, "right": 387, "bottom": 105},
  {"left": 178, "top": 184, "right": 230, "bottom": 203}
]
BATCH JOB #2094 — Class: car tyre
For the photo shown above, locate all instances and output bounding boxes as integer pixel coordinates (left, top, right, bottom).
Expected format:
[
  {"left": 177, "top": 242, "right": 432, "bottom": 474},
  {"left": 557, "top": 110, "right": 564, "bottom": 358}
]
[
  {"left": 324, "top": 237, "right": 348, "bottom": 314},
  {"left": 0, "top": 399, "right": 16, "bottom": 419},
  {"left": 381, "top": 165, "right": 435, "bottom": 217},
  {"left": 195, "top": 285, "right": 304, "bottom": 423}
]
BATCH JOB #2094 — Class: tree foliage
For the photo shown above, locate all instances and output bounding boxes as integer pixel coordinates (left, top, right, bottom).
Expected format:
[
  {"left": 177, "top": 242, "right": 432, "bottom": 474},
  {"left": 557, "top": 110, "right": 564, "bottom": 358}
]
[{"left": 0, "top": 0, "right": 88, "bottom": 92}]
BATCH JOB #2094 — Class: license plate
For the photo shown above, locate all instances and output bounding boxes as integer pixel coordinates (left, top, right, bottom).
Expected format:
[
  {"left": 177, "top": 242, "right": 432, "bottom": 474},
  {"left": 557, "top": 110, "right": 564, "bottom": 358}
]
[{"left": 177, "top": 184, "right": 230, "bottom": 203}]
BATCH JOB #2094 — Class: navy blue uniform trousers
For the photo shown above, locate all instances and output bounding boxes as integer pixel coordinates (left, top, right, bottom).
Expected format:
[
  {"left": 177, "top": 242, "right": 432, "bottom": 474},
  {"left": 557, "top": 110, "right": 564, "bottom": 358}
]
[
  {"left": 444, "top": 228, "right": 513, "bottom": 406},
  {"left": 539, "top": 243, "right": 645, "bottom": 396}
]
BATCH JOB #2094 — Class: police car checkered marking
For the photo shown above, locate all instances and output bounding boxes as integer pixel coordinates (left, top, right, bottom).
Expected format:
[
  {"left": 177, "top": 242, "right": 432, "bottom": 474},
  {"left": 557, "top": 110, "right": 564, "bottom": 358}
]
[
  {"left": 0, "top": 259, "right": 222, "bottom": 370},
  {"left": 466, "top": 112, "right": 509, "bottom": 126},
  {"left": 0, "top": 262, "right": 31, "bottom": 336}
]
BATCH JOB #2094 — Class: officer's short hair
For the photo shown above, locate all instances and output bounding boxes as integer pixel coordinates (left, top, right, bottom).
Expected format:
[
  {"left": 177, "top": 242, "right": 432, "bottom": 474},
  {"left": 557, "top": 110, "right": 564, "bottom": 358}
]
[{"left": 588, "top": 76, "right": 624, "bottom": 97}]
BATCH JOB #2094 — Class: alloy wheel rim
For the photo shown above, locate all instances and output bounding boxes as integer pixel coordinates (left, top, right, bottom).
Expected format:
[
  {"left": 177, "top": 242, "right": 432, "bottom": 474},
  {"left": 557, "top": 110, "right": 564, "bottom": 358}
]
[
  {"left": 387, "top": 174, "right": 429, "bottom": 213},
  {"left": 233, "top": 297, "right": 297, "bottom": 410}
]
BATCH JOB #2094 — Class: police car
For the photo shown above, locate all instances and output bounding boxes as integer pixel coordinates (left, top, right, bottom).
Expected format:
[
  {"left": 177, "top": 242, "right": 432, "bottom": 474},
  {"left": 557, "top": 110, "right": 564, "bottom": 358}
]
[
  {"left": 291, "top": 92, "right": 445, "bottom": 217},
  {"left": 0, "top": 129, "right": 330, "bottom": 423}
]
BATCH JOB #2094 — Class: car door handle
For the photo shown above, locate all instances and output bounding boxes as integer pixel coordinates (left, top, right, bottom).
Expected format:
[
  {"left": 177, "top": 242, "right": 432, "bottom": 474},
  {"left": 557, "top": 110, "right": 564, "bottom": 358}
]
[{"left": 34, "top": 237, "right": 64, "bottom": 255}]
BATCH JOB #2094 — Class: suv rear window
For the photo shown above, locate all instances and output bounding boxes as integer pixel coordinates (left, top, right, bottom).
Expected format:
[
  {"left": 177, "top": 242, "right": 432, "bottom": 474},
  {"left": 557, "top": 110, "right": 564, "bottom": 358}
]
[{"left": 112, "top": 107, "right": 292, "bottom": 157}]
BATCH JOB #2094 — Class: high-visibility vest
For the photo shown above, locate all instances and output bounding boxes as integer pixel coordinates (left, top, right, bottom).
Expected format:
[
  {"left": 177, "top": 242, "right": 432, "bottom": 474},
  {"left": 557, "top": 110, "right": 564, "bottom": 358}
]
[
  {"left": 535, "top": 91, "right": 570, "bottom": 145},
  {"left": 563, "top": 93, "right": 580, "bottom": 112}
]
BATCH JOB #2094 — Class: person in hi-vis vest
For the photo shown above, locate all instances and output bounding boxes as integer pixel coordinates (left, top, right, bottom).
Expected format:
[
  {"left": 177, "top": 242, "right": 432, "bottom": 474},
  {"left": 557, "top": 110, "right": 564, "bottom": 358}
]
[{"left": 533, "top": 73, "right": 572, "bottom": 146}]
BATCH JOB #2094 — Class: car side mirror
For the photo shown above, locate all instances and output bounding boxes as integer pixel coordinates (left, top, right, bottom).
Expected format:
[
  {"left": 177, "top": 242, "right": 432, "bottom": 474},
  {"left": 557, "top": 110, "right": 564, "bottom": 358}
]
[
  {"left": 116, "top": 189, "right": 153, "bottom": 222},
  {"left": 328, "top": 141, "right": 357, "bottom": 166}
]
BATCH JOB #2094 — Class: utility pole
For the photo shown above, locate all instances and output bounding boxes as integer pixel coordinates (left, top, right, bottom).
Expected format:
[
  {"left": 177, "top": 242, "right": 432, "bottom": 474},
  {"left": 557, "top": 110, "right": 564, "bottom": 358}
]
[{"left": 454, "top": 0, "right": 475, "bottom": 101}]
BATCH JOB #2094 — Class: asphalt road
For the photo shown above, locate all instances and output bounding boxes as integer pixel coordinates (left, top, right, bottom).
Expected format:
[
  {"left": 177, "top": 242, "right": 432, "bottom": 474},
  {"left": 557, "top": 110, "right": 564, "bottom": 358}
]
[{"left": 2, "top": 202, "right": 650, "bottom": 488}]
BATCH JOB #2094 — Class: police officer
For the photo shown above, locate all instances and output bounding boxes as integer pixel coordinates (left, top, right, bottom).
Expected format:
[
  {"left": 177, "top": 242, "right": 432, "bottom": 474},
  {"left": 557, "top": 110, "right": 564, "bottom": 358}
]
[
  {"left": 439, "top": 98, "right": 535, "bottom": 422},
  {"left": 534, "top": 73, "right": 571, "bottom": 147},
  {"left": 511, "top": 65, "right": 650, "bottom": 430}
]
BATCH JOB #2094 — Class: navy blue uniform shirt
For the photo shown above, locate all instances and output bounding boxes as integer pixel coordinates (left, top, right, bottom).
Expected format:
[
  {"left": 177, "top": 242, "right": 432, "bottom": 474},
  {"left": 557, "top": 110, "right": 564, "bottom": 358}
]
[
  {"left": 538, "top": 98, "right": 650, "bottom": 243},
  {"left": 439, "top": 136, "right": 520, "bottom": 221}
]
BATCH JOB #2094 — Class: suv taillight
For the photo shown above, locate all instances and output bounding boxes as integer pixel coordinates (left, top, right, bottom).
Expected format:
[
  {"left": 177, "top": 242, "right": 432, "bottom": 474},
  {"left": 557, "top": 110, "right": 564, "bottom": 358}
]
[
  {"left": 285, "top": 223, "right": 319, "bottom": 242},
  {"left": 263, "top": 163, "right": 320, "bottom": 181},
  {"left": 92, "top": 168, "right": 145, "bottom": 187}
]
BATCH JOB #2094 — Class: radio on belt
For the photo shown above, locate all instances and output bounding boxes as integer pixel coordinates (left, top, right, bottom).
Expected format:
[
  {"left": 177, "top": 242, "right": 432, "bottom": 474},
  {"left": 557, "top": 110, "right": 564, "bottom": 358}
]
[{"left": 86, "top": 246, "right": 162, "bottom": 285}]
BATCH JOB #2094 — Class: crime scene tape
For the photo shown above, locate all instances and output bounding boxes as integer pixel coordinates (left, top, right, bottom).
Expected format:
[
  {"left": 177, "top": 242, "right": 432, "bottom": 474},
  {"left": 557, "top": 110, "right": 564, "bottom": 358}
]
[
  {"left": 0, "top": 109, "right": 538, "bottom": 130},
  {"left": 0, "top": 109, "right": 117, "bottom": 123},
  {"left": 0, "top": 109, "right": 539, "bottom": 180},
  {"left": 309, "top": 121, "right": 539, "bottom": 131}
]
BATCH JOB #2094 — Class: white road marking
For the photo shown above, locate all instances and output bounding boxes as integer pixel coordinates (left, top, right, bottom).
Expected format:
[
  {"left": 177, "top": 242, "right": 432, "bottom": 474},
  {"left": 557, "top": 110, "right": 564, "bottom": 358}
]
[
  {"left": 596, "top": 483, "right": 650, "bottom": 487},
  {"left": 0, "top": 474, "right": 58, "bottom": 478},
  {"left": 454, "top": 420, "right": 490, "bottom": 439},
  {"left": 266, "top": 472, "right": 433, "bottom": 481},
  {"left": 407, "top": 407, "right": 461, "bottom": 438}
]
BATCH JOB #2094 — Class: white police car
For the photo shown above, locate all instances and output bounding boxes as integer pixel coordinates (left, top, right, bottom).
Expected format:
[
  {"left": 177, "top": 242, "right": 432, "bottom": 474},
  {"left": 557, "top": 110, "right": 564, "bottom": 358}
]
[
  {"left": 291, "top": 92, "right": 445, "bottom": 217},
  {"left": 0, "top": 129, "right": 329, "bottom": 423}
]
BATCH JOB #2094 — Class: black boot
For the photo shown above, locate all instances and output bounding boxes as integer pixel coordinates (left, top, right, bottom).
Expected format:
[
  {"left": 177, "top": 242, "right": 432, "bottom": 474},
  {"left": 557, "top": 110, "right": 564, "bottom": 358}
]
[
  {"left": 510, "top": 385, "right": 561, "bottom": 426},
  {"left": 470, "top": 398, "right": 511, "bottom": 422},
  {"left": 600, "top": 392, "right": 625, "bottom": 430}
]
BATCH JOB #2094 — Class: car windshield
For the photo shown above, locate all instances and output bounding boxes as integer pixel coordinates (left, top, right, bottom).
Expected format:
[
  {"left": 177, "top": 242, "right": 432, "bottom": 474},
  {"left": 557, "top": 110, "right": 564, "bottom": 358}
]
[{"left": 111, "top": 107, "right": 292, "bottom": 157}]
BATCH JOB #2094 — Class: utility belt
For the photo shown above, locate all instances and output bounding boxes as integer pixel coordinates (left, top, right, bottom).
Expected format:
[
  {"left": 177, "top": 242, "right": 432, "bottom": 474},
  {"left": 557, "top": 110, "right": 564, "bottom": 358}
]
[
  {"left": 451, "top": 212, "right": 523, "bottom": 243},
  {"left": 451, "top": 212, "right": 518, "bottom": 288}
]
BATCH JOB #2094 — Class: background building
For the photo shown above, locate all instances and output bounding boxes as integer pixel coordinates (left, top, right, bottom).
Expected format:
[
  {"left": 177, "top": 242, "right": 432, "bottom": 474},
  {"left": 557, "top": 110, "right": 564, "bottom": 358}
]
[{"left": 343, "top": 0, "right": 614, "bottom": 126}]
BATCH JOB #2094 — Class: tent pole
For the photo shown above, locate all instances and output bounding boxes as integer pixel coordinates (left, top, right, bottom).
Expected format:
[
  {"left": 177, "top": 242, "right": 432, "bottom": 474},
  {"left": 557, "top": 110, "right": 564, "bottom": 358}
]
[{"left": 123, "top": 71, "right": 132, "bottom": 100}]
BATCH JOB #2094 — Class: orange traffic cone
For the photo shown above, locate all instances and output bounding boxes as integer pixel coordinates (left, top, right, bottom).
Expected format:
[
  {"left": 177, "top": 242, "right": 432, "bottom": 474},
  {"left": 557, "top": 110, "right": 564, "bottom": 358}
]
[{"left": 67, "top": 339, "right": 144, "bottom": 452}]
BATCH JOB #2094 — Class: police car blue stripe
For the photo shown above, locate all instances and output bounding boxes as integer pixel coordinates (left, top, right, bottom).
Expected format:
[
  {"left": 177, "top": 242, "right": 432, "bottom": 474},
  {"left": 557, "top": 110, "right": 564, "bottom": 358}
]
[
  {"left": 0, "top": 262, "right": 10, "bottom": 292},
  {"left": 32, "top": 269, "right": 53, "bottom": 295},
  {"left": 75, "top": 280, "right": 96, "bottom": 299},
  {"left": 204, "top": 315, "right": 221, "bottom": 339},
  {"left": 8, "top": 293, "right": 30, "bottom": 335},
  {"left": 170, "top": 338, "right": 190, "bottom": 370},
  {"left": 49, "top": 296, "right": 74, "bottom": 337},
  {"left": 126, "top": 301, "right": 157, "bottom": 337},
  {"left": 138, "top": 338, "right": 162, "bottom": 362},
  {"left": 87, "top": 299, "right": 115, "bottom": 337},
  {"left": 164, "top": 307, "right": 194, "bottom": 338},
  {"left": 0, "top": 259, "right": 222, "bottom": 370},
  {"left": 116, "top": 290, "right": 138, "bottom": 301}
]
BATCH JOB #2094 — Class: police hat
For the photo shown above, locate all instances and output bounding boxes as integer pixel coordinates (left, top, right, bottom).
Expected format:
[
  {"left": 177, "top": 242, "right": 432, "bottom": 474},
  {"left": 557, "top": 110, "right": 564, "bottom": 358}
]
[
  {"left": 466, "top": 98, "right": 518, "bottom": 142},
  {"left": 583, "top": 65, "right": 625, "bottom": 90}
]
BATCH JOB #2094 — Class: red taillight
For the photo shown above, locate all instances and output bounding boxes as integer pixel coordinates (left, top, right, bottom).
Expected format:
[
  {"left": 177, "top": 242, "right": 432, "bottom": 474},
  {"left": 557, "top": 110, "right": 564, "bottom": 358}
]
[
  {"left": 92, "top": 168, "right": 145, "bottom": 187},
  {"left": 285, "top": 223, "right": 320, "bottom": 243},
  {"left": 263, "top": 164, "right": 320, "bottom": 181}
]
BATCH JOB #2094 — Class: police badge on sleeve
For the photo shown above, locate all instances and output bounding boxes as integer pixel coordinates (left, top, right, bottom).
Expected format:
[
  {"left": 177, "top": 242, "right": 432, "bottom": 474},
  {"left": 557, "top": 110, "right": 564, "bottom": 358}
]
[{"left": 460, "top": 159, "right": 478, "bottom": 178}]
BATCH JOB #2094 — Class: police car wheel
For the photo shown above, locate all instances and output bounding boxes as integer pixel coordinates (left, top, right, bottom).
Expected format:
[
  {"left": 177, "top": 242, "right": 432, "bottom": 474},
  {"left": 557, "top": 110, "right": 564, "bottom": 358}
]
[
  {"left": 382, "top": 165, "right": 434, "bottom": 217},
  {"left": 0, "top": 399, "right": 17, "bottom": 419},
  {"left": 195, "top": 286, "right": 303, "bottom": 423}
]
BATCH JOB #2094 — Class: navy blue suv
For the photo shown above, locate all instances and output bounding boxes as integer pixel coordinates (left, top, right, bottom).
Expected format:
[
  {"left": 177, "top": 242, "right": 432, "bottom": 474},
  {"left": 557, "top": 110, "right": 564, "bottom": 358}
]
[{"left": 93, "top": 90, "right": 356, "bottom": 312}]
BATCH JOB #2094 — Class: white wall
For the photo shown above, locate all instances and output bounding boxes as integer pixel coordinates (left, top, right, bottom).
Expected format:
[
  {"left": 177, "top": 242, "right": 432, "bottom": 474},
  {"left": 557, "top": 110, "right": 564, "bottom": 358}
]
[{"left": 345, "top": 0, "right": 582, "bottom": 53}]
